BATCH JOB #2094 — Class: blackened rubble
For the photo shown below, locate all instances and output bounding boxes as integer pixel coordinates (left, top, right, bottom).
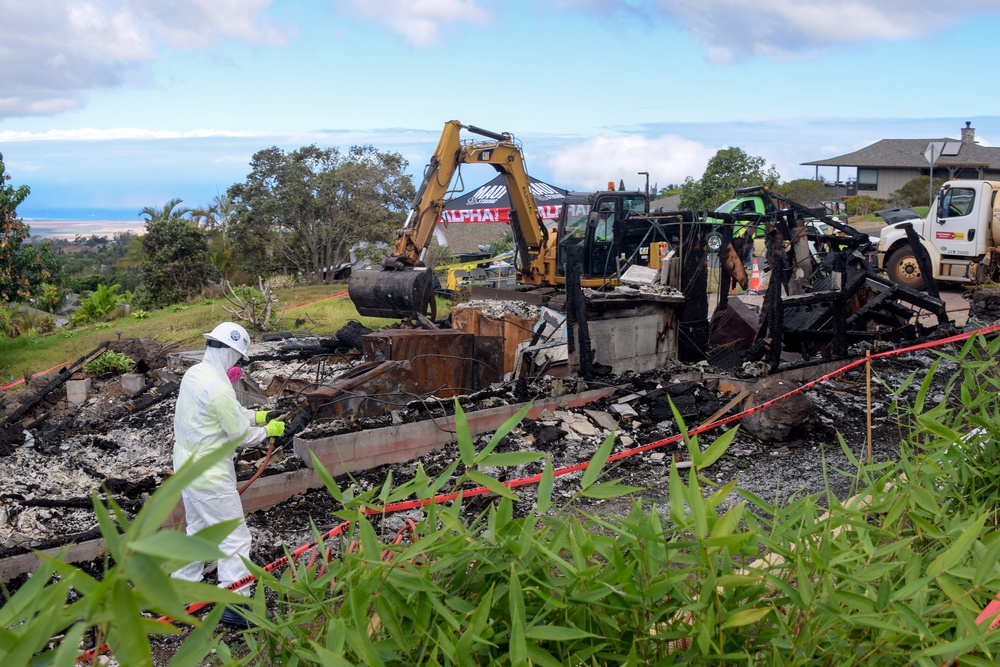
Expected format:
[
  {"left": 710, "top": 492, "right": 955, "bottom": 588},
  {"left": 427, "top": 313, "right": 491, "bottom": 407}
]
[{"left": 0, "top": 301, "right": 989, "bottom": 579}]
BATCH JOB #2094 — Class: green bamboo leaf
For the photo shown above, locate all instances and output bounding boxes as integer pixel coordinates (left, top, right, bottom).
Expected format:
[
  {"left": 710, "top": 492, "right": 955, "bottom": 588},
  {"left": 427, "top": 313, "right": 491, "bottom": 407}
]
[
  {"left": 847, "top": 614, "right": 907, "bottom": 632},
  {"left": 524, "top": 624, "right": 601, "bottom": 640},
  {"left": 480, "top": 401, "right": 533, "bottom": 459},
  {"left": 581, "top": 432, "right": 615, "bottom": 489},
  {"left": 666, "top": 397, "right": 699, "bottom": 466},
  {"left": 373, "top": 595, "right": 405, "bottom": 640},
  {"left": 310, "top": 450, "right": 344, "bottom": 503},
  {"left": 936, "top": 573, "right": 970, "bottom": 604},
  {"left": 466, "top": 469, "right": 519, "bottom": 501},
  {"left": 457, "top": 584, "right": 498, "bottom": 658},
  {"left": 578, "top": 482, "right": 644, "bottom": 499},
  {"left": 164, "top": 610, "right": 224, "bottom": 667},
  {"left": 688, "top": 467, "right": 708, "bottom": 538},
  {"left": 697, "top": 426, "right": 738, "bottom": 470},
  {"left": 378, "top": 469, "right": 394, "bottom": 504},
  {"left": 721, "top": 607, "right": 772, "bottom": 628},
  {"left": 307, "top": 644, "right": 356, "bottom": 667},
  {"left": 526, "top": 643, "right": 570, "bottom": 667},
  {"left": 130, "top": 527, "right": 228, "bottom": 563},
  {"left": 109, "top": 576, "right": 152, "bottom": 665},
  {"left": 508, "top": 567, "right": 527, "bottom": 666},
  {"left": 536, "top": 457, "right": 554, "bottom": 515},
  {"left": 454, "top": 399, "right": 475, "bottom": 466},
  {"left": 927, "top": 514, "right": 987, "bottom": 577},
  {"left": 668, "top": 458, "right": 688, "bottom": 526},
  {"left": 0, "top": 559, "right": 60, "bottom": 625},
  {"left": 973, "top": 536, "right": 1000, "bottom": 586},
  {"left": 913, "top": 358, "right": 940, "bottom": 414},
  {"left": 423, "top": 459, "right": 461, "bottom": 499},
  {"left": 92, "top": 491, "right": 123, "bottom": 559},
  {"left": 711, "top": 503, "right": 742, "bottom": 537},
  {"left": 358, "top": 518, "right": 382, "bottom": 562},
  {"left": 51, "top": 622, "right": 87, "bottom": 667},
  {"left": 715, "top": 574, "right": 765, "bottom": 588},
  {"left": 916, "top": 414, "right": 961, "bottom": 441}
]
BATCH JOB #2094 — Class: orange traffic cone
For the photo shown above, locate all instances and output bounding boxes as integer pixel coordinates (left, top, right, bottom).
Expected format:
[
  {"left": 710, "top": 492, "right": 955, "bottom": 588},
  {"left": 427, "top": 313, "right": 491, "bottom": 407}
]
[{"left": 748, "top": 259, "right": 762, "bottom": 293}]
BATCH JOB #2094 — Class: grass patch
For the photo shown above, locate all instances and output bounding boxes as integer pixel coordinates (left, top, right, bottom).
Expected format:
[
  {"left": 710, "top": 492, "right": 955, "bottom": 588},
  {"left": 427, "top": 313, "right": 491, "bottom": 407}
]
[{"left": 0, "top": 283, "right": 453, "bottom": 388}]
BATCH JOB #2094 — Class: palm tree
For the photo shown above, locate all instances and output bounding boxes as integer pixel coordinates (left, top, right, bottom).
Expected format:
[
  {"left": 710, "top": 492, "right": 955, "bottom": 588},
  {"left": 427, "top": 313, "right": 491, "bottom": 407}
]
[
  {"left": 138, "top": 198, "right": 192, "bottom": 222},
  {"left": 191, "top": 194, "right": 237, "bottom": 281},
  {"left": 190, "top": 193, "right": 234, "bottom": 232}
]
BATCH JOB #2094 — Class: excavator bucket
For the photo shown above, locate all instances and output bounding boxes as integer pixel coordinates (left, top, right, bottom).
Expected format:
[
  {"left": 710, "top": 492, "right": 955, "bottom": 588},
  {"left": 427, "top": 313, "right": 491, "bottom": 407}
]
[{"left": 348, "top": 266, "right": 436, "bottom": 319}]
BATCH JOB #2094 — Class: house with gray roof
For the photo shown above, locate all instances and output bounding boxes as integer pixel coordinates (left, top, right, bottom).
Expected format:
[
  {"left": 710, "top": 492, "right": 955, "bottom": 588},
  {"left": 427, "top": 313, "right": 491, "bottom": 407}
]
[{"left": 802, "top": 122, "right": 1000, "bottom": 200}]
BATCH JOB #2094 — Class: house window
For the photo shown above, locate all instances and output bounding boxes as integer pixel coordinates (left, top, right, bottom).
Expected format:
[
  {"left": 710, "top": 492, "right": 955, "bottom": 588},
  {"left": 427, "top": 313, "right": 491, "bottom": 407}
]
[{"left": 857, "top": 168, "right": 878, "bottom": 191}]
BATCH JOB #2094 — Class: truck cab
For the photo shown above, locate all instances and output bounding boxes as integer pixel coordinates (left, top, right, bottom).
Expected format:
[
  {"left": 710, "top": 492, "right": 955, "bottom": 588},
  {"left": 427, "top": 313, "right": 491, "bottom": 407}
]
[
  {"left": 878, "top": 180, "right": 1000, "bottom": 289},
  {"left": 706, "top": 187, "right": 776, "bottom": 252}
]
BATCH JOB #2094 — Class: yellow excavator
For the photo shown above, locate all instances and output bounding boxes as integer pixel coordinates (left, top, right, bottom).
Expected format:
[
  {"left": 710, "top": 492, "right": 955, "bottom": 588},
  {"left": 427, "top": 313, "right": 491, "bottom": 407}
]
[{"left": 348, "top": 120, "right": 660, "bottom": 320}]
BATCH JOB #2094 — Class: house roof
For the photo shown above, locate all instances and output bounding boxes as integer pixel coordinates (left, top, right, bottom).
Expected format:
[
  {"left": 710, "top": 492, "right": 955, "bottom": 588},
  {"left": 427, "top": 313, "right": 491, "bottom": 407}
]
[{"left": 802, "top": 136, "right": 1000, "bottom": 170}]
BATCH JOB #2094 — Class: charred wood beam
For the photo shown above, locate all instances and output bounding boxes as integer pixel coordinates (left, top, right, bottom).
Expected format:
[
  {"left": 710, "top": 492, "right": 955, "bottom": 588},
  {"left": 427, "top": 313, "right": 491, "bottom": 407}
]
[
  {"left": 845, "top": 286, "right": 898, "bottom": 326},
  {"left": 833, "top": 251, "right": 848, "bottom": 357},
  {"left": 865, "top": 273, "right": 948, "bottom": 323}
]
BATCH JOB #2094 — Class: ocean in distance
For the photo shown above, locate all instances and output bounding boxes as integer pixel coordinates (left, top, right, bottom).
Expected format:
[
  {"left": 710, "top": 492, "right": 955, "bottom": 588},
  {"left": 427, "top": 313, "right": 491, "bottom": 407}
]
[{"left": 22, "top": 209, "right": 146, "bottom": 240}]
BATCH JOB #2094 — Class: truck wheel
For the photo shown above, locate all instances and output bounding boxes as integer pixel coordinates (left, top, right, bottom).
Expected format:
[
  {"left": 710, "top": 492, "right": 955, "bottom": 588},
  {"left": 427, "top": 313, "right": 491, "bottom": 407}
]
[
  {"left": 706, "top": 231, "right": 722, "bottom": 254},
  {"left": 886, "top": 247, "right": 925, "bottom": 290}
]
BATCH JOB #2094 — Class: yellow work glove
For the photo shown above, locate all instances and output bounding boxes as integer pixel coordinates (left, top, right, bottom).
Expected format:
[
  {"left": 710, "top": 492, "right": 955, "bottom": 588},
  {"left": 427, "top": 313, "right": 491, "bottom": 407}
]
[
  {"left": 255, "top": 410, "right": 280, "bottom": 425},
  {"left": 263, "top": 420, "right": 285, "bottom": 438}
]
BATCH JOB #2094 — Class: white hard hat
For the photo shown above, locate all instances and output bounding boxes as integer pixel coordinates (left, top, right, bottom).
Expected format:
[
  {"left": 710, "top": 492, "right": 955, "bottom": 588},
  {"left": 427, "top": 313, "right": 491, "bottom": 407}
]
[{"left": 204, "top": 322, "right": 251, "bottom": 361}]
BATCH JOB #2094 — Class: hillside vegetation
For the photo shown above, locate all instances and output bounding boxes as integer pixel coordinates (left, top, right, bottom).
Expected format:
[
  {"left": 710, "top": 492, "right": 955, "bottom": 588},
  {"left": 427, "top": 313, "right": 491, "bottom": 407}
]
[{"left": 0, "top": 283, "right": 426, "bottom": 387}]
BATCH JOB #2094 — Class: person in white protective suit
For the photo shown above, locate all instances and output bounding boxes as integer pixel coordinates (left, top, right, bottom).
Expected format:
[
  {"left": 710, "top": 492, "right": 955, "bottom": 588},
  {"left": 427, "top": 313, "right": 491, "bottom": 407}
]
[{"left": 170, "top": 322, "right": 285, "bottom": 627}]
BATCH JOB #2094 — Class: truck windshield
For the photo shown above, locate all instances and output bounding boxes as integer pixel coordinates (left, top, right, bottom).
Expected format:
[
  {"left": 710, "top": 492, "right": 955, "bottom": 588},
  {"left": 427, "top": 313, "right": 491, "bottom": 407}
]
[
  {"left": 940, "top": 188, "right": 975, "bottom": 218},
  {"left": 715, "top": 199, "right": 738, "bottom": 213}
]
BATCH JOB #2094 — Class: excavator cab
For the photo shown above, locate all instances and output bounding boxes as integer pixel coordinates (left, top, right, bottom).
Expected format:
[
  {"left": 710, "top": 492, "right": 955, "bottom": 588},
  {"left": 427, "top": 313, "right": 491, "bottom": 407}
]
[{"left": 555, "top": 191, "right": 648, "bottom": 281}]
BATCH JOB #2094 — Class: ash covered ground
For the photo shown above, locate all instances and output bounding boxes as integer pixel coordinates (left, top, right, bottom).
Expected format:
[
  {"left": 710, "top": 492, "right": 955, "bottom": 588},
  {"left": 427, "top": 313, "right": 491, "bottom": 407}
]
[
  {"left": 0, "top": 324, "right": 959, "bottom": 563},
  {"left": 0, "top": 294, "right": 992, "bottom": 662}
]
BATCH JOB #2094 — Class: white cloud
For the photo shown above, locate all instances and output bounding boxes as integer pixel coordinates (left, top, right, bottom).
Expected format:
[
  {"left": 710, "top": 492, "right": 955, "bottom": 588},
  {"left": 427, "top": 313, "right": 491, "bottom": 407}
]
[
  {"left": 340, "top": 0, "right": 491, "bottom": 47},
  {"left": 0, "top": 127, "right": 261, "bottom": 142},
  {"left": 545, "top": 134, "right": 716, "bottom": 191},
  {"left": 552, "top": 0, "right": 1000, "bottom": 62},
  {"left": 0, "top": 0, "right": 286, "bottom": 119},
  {"left": 124, "top": 0, "right": 286, "bottom": 50}
]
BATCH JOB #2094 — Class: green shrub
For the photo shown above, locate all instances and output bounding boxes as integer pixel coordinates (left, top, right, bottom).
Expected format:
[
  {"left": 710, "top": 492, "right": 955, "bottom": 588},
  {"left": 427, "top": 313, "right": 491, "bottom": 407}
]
[
  {"left": 132, "top": 309, "right": 150, "bottom": 320},
  {"left": 895, "top": 175, "right": 947, "bottom": 208},
  {"left": 844, "top": 194, "right": 884, "bottom": 216},
  {"left": 76, "top": 283, "right": 127, "bottom": 324},
  {"left": 83, "top": 350, "right": 135, "bottom": 378}
]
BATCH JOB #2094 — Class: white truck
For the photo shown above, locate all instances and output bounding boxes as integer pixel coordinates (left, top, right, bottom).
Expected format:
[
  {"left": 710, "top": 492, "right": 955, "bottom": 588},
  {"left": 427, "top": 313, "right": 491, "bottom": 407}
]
[{"left": 879, "top": 179, "right": 1000, "bottom": 290}]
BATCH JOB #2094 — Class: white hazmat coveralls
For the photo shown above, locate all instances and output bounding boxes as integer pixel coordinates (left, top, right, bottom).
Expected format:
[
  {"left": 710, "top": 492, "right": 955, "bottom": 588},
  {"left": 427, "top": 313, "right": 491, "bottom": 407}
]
[{"left": 171, "top": 344, "right": 268, "bottom": 591}]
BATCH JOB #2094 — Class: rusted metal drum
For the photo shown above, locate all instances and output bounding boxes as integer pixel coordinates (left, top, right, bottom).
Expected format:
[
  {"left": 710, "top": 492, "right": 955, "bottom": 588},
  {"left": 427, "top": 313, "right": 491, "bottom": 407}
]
[{"left": 348, "top": 266, "right": 435, "bottom": 319}]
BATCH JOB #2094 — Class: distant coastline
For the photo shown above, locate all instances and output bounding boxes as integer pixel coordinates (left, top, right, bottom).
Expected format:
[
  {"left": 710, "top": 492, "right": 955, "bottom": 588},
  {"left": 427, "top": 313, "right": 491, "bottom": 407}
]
[{"left": 24, "top": 219, "right": 146, "bottom": 240}]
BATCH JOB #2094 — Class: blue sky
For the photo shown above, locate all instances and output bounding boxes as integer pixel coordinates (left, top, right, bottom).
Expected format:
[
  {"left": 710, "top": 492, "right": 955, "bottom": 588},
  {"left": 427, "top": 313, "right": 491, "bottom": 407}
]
[{"left": 2, "top": 0, "right": 1000, "bottom": 222}]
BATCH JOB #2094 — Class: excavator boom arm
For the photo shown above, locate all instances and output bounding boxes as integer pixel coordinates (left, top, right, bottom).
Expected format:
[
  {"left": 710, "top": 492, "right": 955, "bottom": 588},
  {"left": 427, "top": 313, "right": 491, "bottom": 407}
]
[{"left": 349, "top": 121, "right": 551, "bottom": 319}]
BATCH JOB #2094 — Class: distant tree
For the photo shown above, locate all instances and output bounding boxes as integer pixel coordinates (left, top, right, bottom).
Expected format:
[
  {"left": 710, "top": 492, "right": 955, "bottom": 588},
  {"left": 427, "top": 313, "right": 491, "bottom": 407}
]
[
  {"left": 0, "top": 152, "right": 49, "bottom": 303},
  {"left": 228, "top": 144, "right": 414, "bottom": 284},
  {"left": 679, "top": 147, "right": 780, "bottom": 211},
  {"left": 894, "top": 175, "right": 946, "bottom": 208},
  {"left": 133, "top": 212, "right": 218, "bottom": 309},
  {"left": 192, "top": 193, "right": 237, "bottom": 281},
  {"left": 38, "top": 282, "right": 63, "bottom": 313},
  {"left": 139, "top": 198, "right": 191, "bottom": 223},
  {"left": 776, "top": 178, "right": 831, "bottom": 208}
]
